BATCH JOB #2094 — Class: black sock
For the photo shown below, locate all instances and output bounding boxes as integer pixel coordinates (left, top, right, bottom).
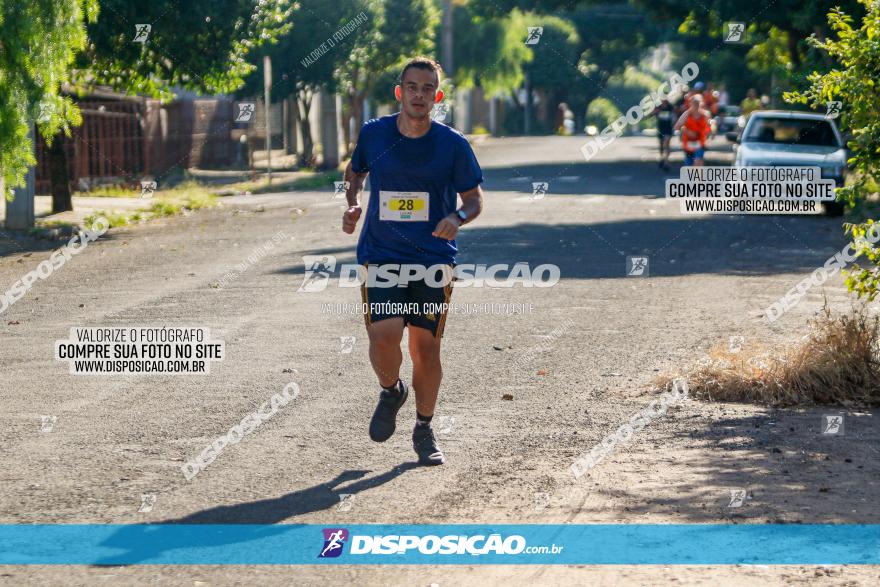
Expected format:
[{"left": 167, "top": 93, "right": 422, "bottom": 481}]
[
  {"left": 416, "top": 412, "right": 433, "bottom": 427},
  {"left": 382, "top": 379, "right": 401, "bottom": 396}
]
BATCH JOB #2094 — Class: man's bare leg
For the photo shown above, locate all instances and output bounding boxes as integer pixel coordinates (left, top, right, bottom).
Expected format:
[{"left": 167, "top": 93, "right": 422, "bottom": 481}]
[
  {"left": 408, "top": 324, "right": 446, "bottom": 465},
  {"left": 367, "top": 318, "right": 404, "bottom": 387},
  {"left": 367, "top": 318, "right": 408, "bottom": 443},
  {"left": 408, "top": 324, "right": 443, "bottom": 418}
]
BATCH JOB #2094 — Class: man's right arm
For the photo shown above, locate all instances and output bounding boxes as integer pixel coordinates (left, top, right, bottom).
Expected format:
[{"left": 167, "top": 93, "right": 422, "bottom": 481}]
[
  {"left": 344, "top": 161, "right": 368, "bottom": 208},
  {"left": 342, "top": 162, "right": 368, "bottom": 234}
]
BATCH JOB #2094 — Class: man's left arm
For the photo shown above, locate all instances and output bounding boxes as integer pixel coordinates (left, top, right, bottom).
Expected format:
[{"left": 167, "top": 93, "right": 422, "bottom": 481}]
[{"left": 432, "top": 185, "right": 483, "bottom": 240}]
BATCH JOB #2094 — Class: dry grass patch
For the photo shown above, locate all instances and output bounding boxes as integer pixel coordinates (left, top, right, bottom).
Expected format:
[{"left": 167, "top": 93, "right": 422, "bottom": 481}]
[{"left": 658, "top": 305, "right": 880, "bottom": 407}]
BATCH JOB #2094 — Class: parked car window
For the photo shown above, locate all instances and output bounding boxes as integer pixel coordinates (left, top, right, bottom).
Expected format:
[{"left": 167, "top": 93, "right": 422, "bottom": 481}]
[{"left": 744, "top": 117, "right": 839, "bottom": 146}]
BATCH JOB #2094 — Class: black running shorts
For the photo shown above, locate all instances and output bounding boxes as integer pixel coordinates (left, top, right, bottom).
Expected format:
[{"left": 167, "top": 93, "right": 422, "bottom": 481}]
[{"left": 360, "top": 263, "right": 454, "bottom": 338}]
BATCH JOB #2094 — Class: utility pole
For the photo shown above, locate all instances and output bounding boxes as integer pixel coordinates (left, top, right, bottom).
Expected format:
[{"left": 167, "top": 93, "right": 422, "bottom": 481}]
[
  {"left": 441, "top": 0, "right": 454, "bottom": 127},
  {"left": 523, "top": 72, "right": 531, "bottom": 136},
  {"left": 442, "top": 0, "right": 453, "bottom": 75},
  {"left": 4, "top": 123, "right": 36, "bottom": 230},
  {"left": 770, "top": 71, "right": 777, "bottom": 109},
  {"left": 319, "top": 91, "right": 340, "bottom": 169},
  {"left": 263, "top": 55, "right": 272, "bottom": 184}
]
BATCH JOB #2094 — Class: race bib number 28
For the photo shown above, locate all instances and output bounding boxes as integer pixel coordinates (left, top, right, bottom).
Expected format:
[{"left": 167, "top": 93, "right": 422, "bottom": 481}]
[{"left": 379, "top": 191, "right": 429, "bottom": 222}]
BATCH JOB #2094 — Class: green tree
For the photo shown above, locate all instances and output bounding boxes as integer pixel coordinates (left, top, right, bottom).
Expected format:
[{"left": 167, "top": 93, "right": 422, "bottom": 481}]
[
  {"left": 787, "top": 0, "right": 880, "bottom": 300},
  {"left": 364, "top": 3, "right": 532, "bottom": 133},
  {"left": 435, "top": 2, "right": 531, "bottom": 96},
  {"left": 514, "top": 12, "right": 581, "bottom": 133},
  {"left": 238, "top": 0, "right": 364, "bottom": 166},
  {"left": 639, "top": 0, "right": 864, "bottom": 68},
  {"left": 567, "top": 3, "right": 662, "bottom": 125},
  {"left": 43, "top": 0, "right": 293, "bottom": 212},
  {"left": 472, "top": 0, "right": 864, "bottom": 99},
  {"left": 78, "top": 0, "right": 294, "bottom": 98},
  {"left": 584, "top": 97, "right": 622, "bottom": 129},
  {"left": 468, "top": 2, "right": 661, "bottom": 133},
  {"left": 335, "top": 0, "right": 439, "bottom": 153},
  {"left": 1, "top": 0, "right": 98, "bottom": 203},
  {"left": 634, "top": 0, "right": 866, "bottom": 105}
]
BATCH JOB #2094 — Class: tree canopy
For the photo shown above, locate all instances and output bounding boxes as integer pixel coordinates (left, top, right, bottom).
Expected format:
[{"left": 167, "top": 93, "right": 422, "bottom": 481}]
[
  {"left": 787, "top": 0, "right": 880, "bottom": 300},
  {"left": 77, "top": 0, "right": 294, "bottom": 98},
  {"left": 1, "top": 0, "right": 99, "bottom": 200}
]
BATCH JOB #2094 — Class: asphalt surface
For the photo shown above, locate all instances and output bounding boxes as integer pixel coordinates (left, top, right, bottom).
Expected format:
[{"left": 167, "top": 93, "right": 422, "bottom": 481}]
[{"left": 1, "top": 135, "right": 878, "bottom": 585}]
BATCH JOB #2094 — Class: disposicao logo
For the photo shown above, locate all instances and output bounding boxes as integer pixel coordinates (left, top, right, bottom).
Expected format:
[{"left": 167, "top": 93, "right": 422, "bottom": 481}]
[
  {"left": 318, "top": 528, "right": 349, "bottom": 558},
  {"left": 317, "top": 529, "right": 563, "bottom": 559}
]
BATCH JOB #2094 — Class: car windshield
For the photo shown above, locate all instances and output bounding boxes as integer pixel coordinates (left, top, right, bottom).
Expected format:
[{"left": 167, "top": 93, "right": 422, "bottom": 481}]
[{"left": 744, "top": 116, "right": 839, "bottom": 146}]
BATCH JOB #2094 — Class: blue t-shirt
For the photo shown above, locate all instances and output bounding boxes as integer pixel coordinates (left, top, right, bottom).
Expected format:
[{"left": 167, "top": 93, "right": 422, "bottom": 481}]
[{"left": 350, "top": 114, "right": 483, "bottom": 265}]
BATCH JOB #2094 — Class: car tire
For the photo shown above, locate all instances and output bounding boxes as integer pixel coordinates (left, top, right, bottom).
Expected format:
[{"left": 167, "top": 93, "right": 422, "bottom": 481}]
[{"left": 822, "top": 201, "right": 845, "bottom": 217}]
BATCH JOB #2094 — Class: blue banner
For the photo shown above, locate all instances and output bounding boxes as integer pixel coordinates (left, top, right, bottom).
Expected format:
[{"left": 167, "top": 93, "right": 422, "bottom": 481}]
[{"left": 0, "top": 524, "right": 877, "bottom": 565}]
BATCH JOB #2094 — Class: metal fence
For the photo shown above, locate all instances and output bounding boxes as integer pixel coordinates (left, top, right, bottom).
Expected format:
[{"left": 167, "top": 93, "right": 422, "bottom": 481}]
[{"left": 35, "top": 96, "right": 237, "bottom": 193}]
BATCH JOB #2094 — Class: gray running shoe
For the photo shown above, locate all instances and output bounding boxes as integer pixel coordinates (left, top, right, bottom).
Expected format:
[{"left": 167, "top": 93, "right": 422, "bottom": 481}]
[
  {"left": 412, "top": 425, "right": 445, "bottom": 466},
  {"left": 368, "top": 380, "right": 408, "bottom": 442}
]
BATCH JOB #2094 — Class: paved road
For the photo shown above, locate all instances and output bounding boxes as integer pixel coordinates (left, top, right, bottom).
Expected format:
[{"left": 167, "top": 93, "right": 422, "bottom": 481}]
[{"left": 1, "top": 135, "right": 877, "bottom": 585}]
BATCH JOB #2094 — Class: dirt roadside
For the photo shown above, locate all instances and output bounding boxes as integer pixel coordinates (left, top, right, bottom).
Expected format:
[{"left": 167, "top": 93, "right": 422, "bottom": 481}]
[{"left": 0, "top": 136, "right": 877, "bottom": 585}]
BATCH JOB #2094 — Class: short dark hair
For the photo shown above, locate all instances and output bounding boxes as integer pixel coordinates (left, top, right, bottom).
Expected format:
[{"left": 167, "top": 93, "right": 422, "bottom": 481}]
[{"left": 399, "top": 57, "right": 443, "bottom": 84}]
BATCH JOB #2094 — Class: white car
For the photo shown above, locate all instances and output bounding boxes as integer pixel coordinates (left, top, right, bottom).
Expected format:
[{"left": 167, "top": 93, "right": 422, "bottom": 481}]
[{"left": 728, "top": 110, "right": 848, "bottom": 215}]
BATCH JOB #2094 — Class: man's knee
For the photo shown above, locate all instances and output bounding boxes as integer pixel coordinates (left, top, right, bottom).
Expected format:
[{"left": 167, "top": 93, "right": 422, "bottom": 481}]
[
  {"left": 368, "top": 321, "right": 403, "bottom": 349},
  {"left": 410, "top": 340, "right": 441, "bottom": 366}
]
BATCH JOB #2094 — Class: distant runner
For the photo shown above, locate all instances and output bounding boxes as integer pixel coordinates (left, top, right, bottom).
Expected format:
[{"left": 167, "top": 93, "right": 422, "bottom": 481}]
[
  {"left": 341, "top": 57, "right": 484, "bottom": 466},
  {"left": 674, "top": 94, "right": 712, "bottom": 167},
  {"left": 740, "top": 88, "right": 763, "bottom": 118},
  {"left": 703, "top": 82, "right": 719, "bottom": 116},
  {"left": 652, "top": 98, "right": 676, "bottom": 171},
  {"left": 681, "top": 81, "right": 705, "bottom": 115}
]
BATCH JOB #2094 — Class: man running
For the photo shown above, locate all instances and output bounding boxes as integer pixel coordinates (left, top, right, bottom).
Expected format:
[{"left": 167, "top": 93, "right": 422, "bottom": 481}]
[
  {"left": 341, "top": 57, "right": 484, "bottom": 466},
  {"left": 674, "top": 94, "right": 712, "bottom": 167},
  {"left": 651, "top": 98, "right": 675, "bottom": 171}
]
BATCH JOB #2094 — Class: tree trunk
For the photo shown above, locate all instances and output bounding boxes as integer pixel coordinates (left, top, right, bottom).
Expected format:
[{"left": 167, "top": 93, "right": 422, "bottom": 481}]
[
  {"left": 510, "top": 88, "right": 522, "bottom": 109},
  {"left": 319, "top": 91, "right": 340, "bottom": 170},
  {"left": 297, "top": 93, "right": 315, "bottom": 167},
  {"left": 342, "top": 93, "right": 366, "bottom": 157},
  {"left": 282, "top": 97, "right": 291, "bottom": 155},
  {"left": 48, "top": 134, "right": 72, "bottom": 213},
  {"left": 524, "top": 73, "right": 533, "bottom": 136},
  {"left": 787, "top": 32, "right": 801, "bottom": 70},
  {"left": 291, "top": 94, "right": 302, "bottom": 161},
  {"left": 352, "top": 96, "right": 365, "bottom": 146},
  {"left": 340, "top": 98, "right": 352, "bottom": 158}
]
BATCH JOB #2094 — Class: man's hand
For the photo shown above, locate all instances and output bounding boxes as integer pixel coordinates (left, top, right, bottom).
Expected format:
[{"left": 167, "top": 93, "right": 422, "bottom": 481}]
[
  {"left": 342, "top": 206, "right": 362, "bottom": 234},
  {"left": 432, "top": 214, "right": 461, "bottom": 240}
]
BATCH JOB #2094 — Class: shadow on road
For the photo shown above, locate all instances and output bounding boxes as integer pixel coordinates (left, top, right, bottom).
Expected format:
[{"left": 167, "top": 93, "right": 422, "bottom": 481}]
[
  {"left": 478, "top": 136, "right": 732, "bottom": 196},
  {"left": 164, "top": 464, "right": 418, "bottom": 524},
  {"left": 0, "top": 228, "right": 122, "bottom": 258},
  {"left": 92, "top": 463, "right": 418, "bottom": 565},
  {"left": 456, "top": 215, "right": 846, "bottom": 278},
  {"left": 574, "top": 409, "right": 879, "bottom": 523},
  {"left": 278, "top": 214, "right": 845, "bottom": 281},
  {"left": 482, "top": 161, "right": 699, "bottom": 196}
]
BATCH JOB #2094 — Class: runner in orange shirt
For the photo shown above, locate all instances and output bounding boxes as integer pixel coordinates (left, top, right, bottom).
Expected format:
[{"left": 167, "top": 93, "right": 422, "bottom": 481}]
[{"left": 674, "top": 94, "right": 712, "bottom": 166}]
